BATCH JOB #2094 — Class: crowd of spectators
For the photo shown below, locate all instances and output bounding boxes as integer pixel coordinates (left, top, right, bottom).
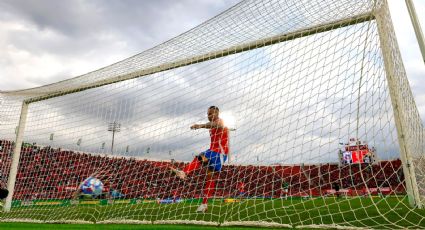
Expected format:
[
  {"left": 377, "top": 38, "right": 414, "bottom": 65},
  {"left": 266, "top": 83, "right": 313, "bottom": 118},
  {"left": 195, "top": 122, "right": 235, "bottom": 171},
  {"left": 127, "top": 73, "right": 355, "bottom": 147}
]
[{"left": 0, "top": 140, "right": 405, "bottom": 200}]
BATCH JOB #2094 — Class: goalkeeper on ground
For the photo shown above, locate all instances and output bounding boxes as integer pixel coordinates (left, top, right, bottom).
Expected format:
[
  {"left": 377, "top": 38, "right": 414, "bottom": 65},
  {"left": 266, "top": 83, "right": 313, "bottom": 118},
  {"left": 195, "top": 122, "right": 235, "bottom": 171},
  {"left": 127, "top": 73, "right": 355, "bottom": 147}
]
[{"left": 170, "top": 106, "right": 229, "bottom": 213}]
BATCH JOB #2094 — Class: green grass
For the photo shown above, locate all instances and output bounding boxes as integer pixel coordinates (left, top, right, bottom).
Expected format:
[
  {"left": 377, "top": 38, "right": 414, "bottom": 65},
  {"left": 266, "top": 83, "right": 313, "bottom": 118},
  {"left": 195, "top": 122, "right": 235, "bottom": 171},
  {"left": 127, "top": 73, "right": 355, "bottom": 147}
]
[
  {"left": 0, "top": 223, "right": 288, "bottom": 230},
  {"left": 1, "top": 196, "right": 425, "bottom": 229}
]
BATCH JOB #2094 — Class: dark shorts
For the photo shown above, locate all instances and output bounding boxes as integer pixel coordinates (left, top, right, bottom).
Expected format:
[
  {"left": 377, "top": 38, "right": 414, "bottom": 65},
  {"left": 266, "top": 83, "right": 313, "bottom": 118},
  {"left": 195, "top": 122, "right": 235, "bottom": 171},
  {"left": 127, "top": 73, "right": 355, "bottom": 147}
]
[{"left": 202, "top": 149, "right": 227, "bottom": 172}]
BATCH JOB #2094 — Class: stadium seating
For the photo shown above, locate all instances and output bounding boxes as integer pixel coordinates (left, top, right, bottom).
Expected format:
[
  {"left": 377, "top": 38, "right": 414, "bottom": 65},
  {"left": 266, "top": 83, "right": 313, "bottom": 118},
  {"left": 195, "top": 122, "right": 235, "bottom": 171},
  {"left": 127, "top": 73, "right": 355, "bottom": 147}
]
[{"left": 0, "top": 140, "right": 405, "bottom": 200}]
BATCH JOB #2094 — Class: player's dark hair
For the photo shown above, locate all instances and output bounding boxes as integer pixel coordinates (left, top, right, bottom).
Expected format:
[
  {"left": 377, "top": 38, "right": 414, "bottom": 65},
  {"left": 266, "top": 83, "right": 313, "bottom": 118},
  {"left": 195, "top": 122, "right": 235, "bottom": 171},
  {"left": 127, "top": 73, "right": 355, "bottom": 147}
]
[
  {"left": 209, "top": 106, "right": 219, "bottom": 112},
  {"left": 0, "top": 188, "right": 9, "bottom": 199}
]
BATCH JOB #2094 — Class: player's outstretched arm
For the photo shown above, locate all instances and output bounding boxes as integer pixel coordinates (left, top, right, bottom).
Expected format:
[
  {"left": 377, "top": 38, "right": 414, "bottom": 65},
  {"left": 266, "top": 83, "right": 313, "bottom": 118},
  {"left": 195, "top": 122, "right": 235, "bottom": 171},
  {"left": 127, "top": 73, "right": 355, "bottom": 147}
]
[{"left": 191, "top": 120, "right": 224, "bottom": 130}]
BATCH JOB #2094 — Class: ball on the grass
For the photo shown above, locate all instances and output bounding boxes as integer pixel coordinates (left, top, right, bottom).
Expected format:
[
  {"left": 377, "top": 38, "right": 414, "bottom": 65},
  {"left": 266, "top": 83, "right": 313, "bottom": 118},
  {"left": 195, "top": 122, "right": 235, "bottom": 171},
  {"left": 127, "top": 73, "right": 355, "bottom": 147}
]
[{"left": 80, "top": 177, "right": 104, "bottom": 195}]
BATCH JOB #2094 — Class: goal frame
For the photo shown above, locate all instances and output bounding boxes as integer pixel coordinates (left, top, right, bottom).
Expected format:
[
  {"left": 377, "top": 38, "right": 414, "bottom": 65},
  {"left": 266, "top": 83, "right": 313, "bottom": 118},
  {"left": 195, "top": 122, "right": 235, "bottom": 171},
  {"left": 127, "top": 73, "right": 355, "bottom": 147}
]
[{"left": 2, "top": 0, "right": 423, "bottom": 212}]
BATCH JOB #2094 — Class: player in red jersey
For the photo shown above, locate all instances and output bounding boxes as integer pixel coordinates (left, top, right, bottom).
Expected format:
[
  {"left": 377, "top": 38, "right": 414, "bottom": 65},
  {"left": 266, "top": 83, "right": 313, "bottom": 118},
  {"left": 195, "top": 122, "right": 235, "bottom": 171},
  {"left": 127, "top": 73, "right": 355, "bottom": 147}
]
[
  {"left": 170, "top": 106, "right": 229, "bottom": 213},
  {"left": 237, "top": 181, "right": 246, "bottom": 198}
]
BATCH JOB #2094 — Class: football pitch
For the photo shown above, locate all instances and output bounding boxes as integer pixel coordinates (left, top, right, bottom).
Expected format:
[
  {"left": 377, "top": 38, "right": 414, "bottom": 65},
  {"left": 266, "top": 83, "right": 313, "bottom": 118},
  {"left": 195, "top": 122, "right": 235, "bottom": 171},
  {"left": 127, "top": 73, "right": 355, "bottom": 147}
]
[{"left": 1, "top": 196, "right": 425, "bottom": 229}]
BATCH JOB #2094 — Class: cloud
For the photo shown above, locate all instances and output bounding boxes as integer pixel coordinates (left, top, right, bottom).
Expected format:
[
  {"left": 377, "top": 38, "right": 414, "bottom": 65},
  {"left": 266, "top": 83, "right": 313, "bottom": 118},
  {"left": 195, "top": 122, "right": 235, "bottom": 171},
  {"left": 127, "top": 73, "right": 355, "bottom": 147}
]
[
  {"left": 0, "top": 0, "right": 241, "bottom": 91},
  {"left": 0, "top": 0, "right": 424, "bottom": 166},
  {"left": 388, "top": 0, "right": 425, "bottom": 124}
]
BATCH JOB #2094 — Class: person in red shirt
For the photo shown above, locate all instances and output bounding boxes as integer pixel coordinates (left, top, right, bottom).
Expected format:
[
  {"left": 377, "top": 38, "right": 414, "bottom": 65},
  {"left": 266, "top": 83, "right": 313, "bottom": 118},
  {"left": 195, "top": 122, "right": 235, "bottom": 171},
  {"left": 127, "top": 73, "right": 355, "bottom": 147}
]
[
  {"left": 170, "top": 106, "right": 229, "bottom": 213},
  {"left": 237, "top": 181, "right": 246, "bottom": 197}
]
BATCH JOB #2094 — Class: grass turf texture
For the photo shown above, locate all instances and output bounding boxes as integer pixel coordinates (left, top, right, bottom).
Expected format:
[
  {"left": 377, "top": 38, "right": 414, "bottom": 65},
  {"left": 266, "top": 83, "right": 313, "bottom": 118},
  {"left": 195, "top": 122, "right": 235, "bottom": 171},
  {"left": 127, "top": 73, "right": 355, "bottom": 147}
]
[
  {"left": 0, "top": 223, "right": 286, "bottom": 230},
  {"left": 1, "top": 196, "right": 425, "bottom": 229}
]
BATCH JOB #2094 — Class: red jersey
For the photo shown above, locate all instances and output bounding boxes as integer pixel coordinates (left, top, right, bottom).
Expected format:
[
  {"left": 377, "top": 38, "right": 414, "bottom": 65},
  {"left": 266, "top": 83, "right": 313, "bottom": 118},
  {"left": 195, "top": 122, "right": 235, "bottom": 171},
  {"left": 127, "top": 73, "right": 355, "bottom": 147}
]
[
  {"left": 209, "top": 119, "right": 229, "bottom": 154},
  {"left": 237, "top": 182, "right": 245, "bottom": 193}
]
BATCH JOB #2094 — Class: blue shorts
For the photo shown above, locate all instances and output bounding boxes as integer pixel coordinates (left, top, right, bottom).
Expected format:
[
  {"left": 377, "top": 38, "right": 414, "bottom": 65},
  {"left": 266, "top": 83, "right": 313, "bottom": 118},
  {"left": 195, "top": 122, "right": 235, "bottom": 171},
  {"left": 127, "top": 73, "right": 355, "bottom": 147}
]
[{"left": 202, "top": 149, "right": 227, "bottom": 172}]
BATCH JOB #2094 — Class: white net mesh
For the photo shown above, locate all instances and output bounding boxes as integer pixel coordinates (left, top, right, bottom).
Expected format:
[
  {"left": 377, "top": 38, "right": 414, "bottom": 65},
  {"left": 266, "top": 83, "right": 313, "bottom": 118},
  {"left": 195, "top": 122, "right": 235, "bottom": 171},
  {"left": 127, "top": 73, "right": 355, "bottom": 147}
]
[{"left": 0, "top": 0, "right": 424, "bottom": 228}]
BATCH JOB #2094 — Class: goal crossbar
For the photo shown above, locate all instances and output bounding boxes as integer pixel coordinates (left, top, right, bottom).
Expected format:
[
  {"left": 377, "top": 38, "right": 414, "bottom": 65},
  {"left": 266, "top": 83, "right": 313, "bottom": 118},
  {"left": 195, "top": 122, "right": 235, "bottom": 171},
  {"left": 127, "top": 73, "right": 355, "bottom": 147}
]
[{"left": 24, "top": 13, "right": 374, "bottom": 104}]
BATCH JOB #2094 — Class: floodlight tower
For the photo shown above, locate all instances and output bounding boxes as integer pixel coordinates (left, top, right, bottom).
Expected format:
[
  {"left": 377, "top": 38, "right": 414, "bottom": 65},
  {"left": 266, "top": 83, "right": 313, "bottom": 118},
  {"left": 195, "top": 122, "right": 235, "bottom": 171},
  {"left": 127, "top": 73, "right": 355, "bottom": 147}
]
[{"left": 108, "top": 121, "right": 121, "bottom": 154}]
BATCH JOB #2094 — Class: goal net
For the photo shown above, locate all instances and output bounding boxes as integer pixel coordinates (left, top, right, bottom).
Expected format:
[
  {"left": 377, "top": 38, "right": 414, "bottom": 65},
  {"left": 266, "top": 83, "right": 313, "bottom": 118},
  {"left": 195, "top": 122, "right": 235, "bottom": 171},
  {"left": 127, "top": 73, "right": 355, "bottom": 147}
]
[{"left": 1, "top": 0, "right": 424, "bottom": 228}]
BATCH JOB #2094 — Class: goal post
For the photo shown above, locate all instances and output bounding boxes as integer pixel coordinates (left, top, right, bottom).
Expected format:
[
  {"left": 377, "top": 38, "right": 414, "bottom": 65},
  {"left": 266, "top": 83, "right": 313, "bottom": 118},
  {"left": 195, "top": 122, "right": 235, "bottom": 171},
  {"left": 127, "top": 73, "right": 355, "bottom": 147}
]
[
  {"left": 3, "top": 10, "right": 377, "bottom": 213},
  {"left": 1, "top": 0, "right": 425, "bottom": 228},
  {"left": 374, "top": 0, "right": 423, "bottom": 208},
  {"left": 3, "top": 102, "right": 29, "bottom": 211}
]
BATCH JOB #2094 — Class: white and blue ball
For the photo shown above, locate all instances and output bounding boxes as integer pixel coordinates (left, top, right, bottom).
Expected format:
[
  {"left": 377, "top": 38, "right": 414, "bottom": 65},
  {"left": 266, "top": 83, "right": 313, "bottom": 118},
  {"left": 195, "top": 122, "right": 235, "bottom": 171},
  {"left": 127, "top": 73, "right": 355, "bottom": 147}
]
[{"left": 80, "top": 177, "right": 104, "bottom": 196}]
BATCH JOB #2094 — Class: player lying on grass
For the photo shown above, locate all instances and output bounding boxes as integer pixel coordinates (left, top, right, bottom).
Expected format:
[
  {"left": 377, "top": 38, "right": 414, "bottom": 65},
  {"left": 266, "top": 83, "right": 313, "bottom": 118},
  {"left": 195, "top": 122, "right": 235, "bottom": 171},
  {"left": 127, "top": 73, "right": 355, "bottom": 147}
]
[{"left": 170, "top": 106, "right": 229, "bottom": 213}]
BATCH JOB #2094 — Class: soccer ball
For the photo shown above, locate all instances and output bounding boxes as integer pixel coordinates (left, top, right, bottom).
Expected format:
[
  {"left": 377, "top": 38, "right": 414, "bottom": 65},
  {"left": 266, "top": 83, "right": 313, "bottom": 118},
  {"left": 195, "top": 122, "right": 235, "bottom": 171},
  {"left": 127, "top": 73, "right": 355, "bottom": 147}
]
[{"left": 80, "top": 177, "right": 104, "bottom": 196}]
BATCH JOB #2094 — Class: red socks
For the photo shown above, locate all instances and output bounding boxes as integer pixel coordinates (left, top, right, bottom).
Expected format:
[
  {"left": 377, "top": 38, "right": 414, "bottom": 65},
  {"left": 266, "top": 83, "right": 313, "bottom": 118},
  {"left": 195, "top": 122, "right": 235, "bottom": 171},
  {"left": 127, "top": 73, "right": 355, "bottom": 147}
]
[
  {"left": 183, "top": 157, "right": 201, "bottom": 174},
  {"left": 182, "top": 156, "right": 215, "bottom": 205},
  {"left": 202, "top": 180, "right": 215, "bottom": 204}
]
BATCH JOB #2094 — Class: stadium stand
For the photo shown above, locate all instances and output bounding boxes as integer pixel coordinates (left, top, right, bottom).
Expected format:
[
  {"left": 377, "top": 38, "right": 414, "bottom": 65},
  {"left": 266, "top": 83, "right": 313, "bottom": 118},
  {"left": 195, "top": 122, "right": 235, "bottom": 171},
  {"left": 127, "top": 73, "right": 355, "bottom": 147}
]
[{"left": 0, "top": 140, "right": 405, "bottom": 200}]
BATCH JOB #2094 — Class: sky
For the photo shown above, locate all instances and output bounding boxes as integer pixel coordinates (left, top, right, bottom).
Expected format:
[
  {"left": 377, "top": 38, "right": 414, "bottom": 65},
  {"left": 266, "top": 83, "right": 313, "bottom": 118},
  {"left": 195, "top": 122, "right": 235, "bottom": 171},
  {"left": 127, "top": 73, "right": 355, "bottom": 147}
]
[
  {"left": 0, "top": 0, "right": 239, "bottom": 90},
  {"left": 0, "top": 0, "right": 424, "bottom": 165}
]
